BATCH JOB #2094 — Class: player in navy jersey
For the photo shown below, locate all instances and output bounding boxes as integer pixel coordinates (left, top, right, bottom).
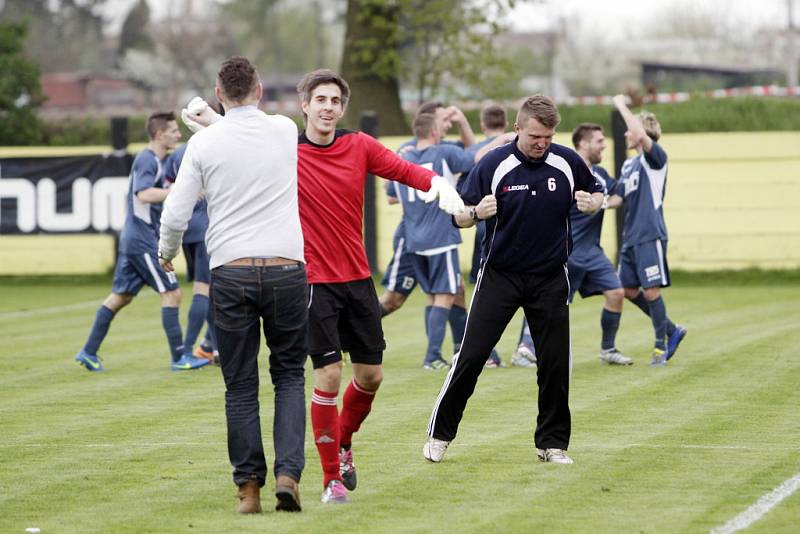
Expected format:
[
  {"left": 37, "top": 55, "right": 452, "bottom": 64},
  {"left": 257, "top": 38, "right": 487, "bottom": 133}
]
[
  {"left": 163, "top": 143, "right": 217, "bottom": 364},
  {"left": 607, "top": 95, "right": 686, "bottom": 366},
  {"left": 380, "top": 101, "right": 475, "bottom": 315},
  {"left": 381, "top": 102, "right": 510, "bottom": 367},
  {"left": 379, "top": 188, "right": 418, "bottom": 308},
  {"left": 394, "top": 113, "right": 476, "bottom": 369},
  {"left": 380, "top": 102, "right": 481, "bottom": 370},
  {"left": 74, "top": 112, "right": 209, "bottom": 372},
  {"left": 465, "top": 104, "right": 508, "bottom": 284},
  {"left": 567, "top": 123, "right": 632, "bottom": 364},
  {"left": 423, "top": 95, "right": 604, "bottom": 465}
]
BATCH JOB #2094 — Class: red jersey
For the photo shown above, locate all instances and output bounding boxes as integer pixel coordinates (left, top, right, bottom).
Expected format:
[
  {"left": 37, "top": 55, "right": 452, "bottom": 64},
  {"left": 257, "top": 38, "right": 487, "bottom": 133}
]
[{"left": 298, "top": 129, "right": 434, "bottom": 284}]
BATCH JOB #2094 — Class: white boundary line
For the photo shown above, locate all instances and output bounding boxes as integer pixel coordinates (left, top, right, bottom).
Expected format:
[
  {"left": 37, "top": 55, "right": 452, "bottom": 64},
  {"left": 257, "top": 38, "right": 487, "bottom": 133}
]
[
  {"left": 0, "top": 293, "right": 156, "bottom": 321},
  {"left": 710, "top": 472, "right": 800, "bottom": 534},
  {"left": 0, "top": 300, "right": 102, "bottom": 320}
]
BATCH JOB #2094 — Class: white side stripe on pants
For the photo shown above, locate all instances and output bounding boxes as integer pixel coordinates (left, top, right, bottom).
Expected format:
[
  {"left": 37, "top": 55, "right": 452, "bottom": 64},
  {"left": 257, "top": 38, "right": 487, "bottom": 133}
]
[
  {"left": 655, "top": 240, "right": 668, "bottom": 285},
  {"left": 386, "top": 237, "right": 405, "bottom": 291},
  {"left": 446, "top": 249, "right": 456, "bottom": 294},
  {"left": 144, "top": 253, "right": 166, "bottom": 293}
]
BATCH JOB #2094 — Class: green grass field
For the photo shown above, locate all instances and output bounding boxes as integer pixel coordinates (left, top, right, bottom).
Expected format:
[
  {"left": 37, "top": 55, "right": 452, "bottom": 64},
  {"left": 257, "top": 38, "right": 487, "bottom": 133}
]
[{"left": 1, "top": 276, "right": 799, "bottom": 533}]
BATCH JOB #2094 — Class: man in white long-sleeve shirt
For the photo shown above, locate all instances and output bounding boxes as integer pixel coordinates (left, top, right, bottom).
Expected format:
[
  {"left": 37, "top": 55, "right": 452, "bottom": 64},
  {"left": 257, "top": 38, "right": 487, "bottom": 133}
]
[{"left": 159, "top": 56, "right": 306, "bottom": 515}]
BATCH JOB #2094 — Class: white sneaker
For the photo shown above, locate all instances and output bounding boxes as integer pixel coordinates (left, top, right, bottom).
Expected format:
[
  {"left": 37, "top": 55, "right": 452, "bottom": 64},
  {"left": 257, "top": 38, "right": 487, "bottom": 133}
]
[
  {"left": 599, "top": 348, "right": 633, "bottom": 365},
  {"left": 537, "top": 448, "right": 573, "bottom": 464},
  {"left": 422, "top": 437, "right": 450, "bottom": 462},
  {"left": 511, "top": 345, "right": 537, "bottom": 367}
]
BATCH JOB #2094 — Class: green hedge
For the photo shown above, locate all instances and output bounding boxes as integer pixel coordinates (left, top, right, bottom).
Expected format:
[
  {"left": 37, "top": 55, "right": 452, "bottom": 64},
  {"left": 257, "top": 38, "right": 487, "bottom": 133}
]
[
  {"left": 40, "top": 114, "right": 303, "bottom": 146},
  {"left": 35, "top": 96, "right": 800, "bottom": 146},
  {"left": 465, "top": 96, "right": 800, "bottom": 135},
  {"left": 40, "top": 116, "right": 191, "bottom": 146}
]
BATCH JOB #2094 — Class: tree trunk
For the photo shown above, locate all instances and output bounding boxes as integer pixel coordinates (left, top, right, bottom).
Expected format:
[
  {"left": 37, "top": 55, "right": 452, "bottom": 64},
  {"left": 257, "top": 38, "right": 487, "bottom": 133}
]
[{"left": 340, "top": 0, "right": 408, "bottom": 136}]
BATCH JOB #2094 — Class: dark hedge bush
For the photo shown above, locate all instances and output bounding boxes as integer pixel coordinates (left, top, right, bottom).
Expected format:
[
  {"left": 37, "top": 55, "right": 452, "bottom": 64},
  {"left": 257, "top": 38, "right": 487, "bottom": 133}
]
[{"left": 32, "top": 96, "right": 800, "bottom": 146}]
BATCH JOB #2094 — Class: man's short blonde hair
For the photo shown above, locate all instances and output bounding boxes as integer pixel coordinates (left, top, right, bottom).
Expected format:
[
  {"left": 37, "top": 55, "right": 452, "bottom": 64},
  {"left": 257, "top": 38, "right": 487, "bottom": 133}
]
[
  {"left": 516, "top": 94, "right": 561, "bottom": 129},
  {"left": 639, "top": 111, "right": 662, "bottom": 141}
]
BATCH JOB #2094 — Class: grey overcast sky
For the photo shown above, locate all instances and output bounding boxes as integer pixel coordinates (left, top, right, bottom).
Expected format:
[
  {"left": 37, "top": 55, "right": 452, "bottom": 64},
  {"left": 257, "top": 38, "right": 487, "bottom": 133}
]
[
  {"left": 505, "top": 0, "right": 792, "bottom": 34},
  {"left": 101, "top": 0, "right": 793, "bottom": 35}
]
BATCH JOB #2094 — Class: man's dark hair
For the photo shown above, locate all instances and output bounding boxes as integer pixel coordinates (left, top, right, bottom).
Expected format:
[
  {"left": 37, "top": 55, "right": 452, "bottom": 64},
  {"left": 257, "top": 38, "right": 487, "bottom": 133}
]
[
  {"left": 481, "top": 104, "right": 507, "bottom": 130},
  {"left": 416, "top": 101, "right": 445, "bottom": 117},
  {"left": 146, "top": 112, "right": 176, "bottom": 140},
  {"left": 296, "top": 69, "right": 351, "bottom": 107},
  {"left": 217, "top": 56, "right": 259, "bottom": 102},
  {"left": 413, "top": 113, "right": 438, "bottom": 139},
  {"left": 571, "top": 122, "right": 604, "bottom": 149},
  {"left": 516, "top": 94, "right": 561, "bottom": 129}
]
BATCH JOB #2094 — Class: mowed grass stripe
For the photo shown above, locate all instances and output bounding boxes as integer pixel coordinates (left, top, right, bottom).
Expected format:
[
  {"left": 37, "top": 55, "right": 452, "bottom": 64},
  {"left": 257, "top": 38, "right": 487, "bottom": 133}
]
[{"left": 1, "top": 281, "right": 799, "bottom": 532}]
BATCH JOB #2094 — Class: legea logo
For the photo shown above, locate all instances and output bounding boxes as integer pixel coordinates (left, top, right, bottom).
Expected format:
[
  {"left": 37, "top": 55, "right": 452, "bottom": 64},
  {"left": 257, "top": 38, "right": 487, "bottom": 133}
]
[
  {"left": 0, "top": 177, "right": 129, "bottom": 232},
  {"left": 502, "top": 184, "right": 530, "bottom": 193}
]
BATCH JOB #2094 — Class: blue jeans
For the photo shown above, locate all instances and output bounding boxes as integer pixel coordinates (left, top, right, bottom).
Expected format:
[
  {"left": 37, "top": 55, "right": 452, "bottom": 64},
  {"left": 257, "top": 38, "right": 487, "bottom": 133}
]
[{"left": 210, "top": 263, "right": 309, "bottom": 486}]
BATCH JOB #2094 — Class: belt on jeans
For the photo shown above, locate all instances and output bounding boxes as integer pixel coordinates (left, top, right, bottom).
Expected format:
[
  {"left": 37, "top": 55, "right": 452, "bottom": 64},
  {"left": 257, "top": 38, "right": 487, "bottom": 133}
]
[{"left": 225, "top": 257, "right": 300, "bottom": 267}]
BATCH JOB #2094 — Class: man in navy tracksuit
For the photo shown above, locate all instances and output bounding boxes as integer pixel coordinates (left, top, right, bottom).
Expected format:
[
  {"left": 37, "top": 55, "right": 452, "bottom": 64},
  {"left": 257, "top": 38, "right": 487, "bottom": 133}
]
[{"left": 423, "top": 95, "right": 604, "bottom": 465}]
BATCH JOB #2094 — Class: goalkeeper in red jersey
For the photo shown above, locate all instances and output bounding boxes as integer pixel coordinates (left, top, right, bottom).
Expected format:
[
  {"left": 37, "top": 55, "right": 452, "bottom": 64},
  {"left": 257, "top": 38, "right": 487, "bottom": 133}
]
[{"left": 294, "top": 69, "right": 462, "bottom": 503}]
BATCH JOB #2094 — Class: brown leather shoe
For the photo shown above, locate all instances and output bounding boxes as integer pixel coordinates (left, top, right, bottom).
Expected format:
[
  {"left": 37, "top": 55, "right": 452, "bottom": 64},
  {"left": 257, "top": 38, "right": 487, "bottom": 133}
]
[
  {"left": 275, "top": 474, "right": 301, "bottom": 512},
  {"left": 237, "top": 480, "right": 262, "bottom": 514}
]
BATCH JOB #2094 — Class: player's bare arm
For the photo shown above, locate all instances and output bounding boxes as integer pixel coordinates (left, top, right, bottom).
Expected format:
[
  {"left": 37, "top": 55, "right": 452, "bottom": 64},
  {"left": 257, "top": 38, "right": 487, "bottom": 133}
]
[
  {"left": 136, "top": 187, "right": 170, "bottom": 204},
  {"left": 447, "top": 106, "right": 476, "bottom": 148},
  {"left": 605, "top": 194, "right": 624, "bottom": 209},
  {"left": 612, "top": 94, "right": 653, "bottom": 152}
]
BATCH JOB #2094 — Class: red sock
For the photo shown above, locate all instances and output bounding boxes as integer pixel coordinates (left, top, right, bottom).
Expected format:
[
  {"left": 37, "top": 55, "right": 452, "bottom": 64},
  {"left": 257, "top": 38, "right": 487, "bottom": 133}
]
[
  {"left": 339, "top": 379, "right": 377, "bottom": 448},
  {"left": 311, "top": 388, "right": 340, "bottom": 488}
]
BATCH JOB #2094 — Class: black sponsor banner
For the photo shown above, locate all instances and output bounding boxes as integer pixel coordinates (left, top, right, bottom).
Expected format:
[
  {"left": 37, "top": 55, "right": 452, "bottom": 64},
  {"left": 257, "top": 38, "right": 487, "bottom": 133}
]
[{"left": 0, "top": 154, "right": 133, "bottom": 234}]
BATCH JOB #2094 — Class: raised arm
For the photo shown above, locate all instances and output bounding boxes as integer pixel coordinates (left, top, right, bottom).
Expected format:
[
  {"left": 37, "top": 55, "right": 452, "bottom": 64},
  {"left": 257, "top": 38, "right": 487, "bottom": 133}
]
[
  {"left": 447, "top": 106, "right": 476, "bottom": 148},
  {"left": 613, "top": 94, "right": 653, "bottom": 153}
]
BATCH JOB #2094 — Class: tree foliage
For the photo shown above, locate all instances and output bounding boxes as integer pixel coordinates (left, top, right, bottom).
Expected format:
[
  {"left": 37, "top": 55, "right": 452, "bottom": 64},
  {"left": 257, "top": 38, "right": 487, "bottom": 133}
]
[
  {"left": 118, "top": 3, "right": 238, "bottom": 102},
  {"left": 221, "top": 0, "right": 343, "bottom": 75},
  {"left": 341, "top": 0, "right": 519, "bottom": 134},
  {"left": 118, "top": 0, "right": 153, "bottom": 58},
  {"left": 0, "top": 0, "right": 111, "bottom": 72},
  {"left": 397, "top": 0, "right": 519, "bottom": 102},
  {"left": 0, "top": 21, "right": 43, "bottom": 145}
]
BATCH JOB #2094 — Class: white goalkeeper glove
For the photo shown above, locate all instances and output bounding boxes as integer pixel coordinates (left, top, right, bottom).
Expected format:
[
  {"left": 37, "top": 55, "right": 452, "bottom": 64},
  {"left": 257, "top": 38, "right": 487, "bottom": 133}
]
[
  {"left": 181, "top": 96, "right": 222, "bottom": 133},
  {"left": 421, "top": 175, "right": 465, "bottom": 215}
]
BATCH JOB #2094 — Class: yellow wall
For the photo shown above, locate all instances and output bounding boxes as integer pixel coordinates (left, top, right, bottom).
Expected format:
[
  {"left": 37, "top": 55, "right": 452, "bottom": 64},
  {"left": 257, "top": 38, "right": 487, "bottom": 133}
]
[{"left": 1, "top": 132, "right": 799, "bottom": 274}]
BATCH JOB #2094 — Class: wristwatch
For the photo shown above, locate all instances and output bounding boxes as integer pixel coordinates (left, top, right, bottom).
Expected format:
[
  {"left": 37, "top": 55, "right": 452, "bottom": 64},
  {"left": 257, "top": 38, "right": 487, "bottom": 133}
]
[
  {"left": 469, "top": 207, "right": 480, "bottom": 221},
  {"left": 158, "top": 250, "right": 168, "bottom": 261}
]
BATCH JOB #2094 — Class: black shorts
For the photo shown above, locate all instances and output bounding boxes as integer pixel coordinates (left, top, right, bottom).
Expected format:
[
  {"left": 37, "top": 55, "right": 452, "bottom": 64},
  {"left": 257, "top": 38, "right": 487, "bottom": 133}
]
[{"left": 308, "top": 278, "right": 385, "bottom": 369}]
